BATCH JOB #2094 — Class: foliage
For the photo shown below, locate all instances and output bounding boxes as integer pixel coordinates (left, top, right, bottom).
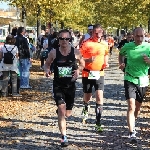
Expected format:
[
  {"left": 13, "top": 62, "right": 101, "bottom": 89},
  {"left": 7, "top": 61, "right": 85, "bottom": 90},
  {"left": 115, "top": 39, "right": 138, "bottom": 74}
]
[{"left": 0, "top": 0, "right": 150, "bottom": 31}]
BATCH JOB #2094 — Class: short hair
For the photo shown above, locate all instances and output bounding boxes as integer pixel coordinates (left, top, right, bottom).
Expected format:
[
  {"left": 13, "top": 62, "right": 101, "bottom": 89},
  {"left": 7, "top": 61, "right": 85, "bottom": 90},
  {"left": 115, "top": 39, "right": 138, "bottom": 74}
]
[
  {"left": 88, "top": 24, "right": 93, "bottom": 27},
  {"left": 133, "top": 27, "right": 144, "bottom": 34},
  {"left": 127, "top": 32, "right": 132, "bottom": 36},
  {"left": 5, "top": 35, "right": 16, "bottom": 45},
  {"left": 59, "top": 29, "right": 70, "bottom": 36},
  {"left": 17, "top": 27, "right": 25, "bottom": 35},
  {"left": 93, "top": 24, "right": 102, "bottom": 30}
]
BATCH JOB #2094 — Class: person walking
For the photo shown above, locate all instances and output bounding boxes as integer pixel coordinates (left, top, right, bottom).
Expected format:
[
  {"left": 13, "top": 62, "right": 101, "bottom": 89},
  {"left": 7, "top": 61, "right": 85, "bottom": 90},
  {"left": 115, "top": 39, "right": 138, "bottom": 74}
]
[
  {"left": 0, "top": 35, "right": 21, "bottom": 97},
  {"left": 15, "top": 27, "right": 32, "bottom": 89}
]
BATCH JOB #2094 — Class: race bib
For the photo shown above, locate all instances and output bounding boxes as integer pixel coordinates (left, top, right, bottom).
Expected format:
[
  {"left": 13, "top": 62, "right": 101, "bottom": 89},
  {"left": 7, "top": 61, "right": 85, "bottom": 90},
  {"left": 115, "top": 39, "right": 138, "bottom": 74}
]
[
  {"left": 58, "top": 67, "right": 72, "bottom": 77},
  {"left": 88, "top": 71, "right": 100, "bottom": 80},
  {"left": 138, "top": 76, "right": 149, "bottom": 87}
]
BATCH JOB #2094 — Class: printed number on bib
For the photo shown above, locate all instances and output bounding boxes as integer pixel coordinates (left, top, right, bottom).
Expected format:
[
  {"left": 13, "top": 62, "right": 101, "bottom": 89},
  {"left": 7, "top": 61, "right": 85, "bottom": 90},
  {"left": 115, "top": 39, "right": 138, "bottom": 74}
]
[
  {"left": 88, "top": 71, "right": 100, "bottom": 80},
  {"left": 138, "top": 76, "right": 149, "bottom": 87},
  {"left": 58, "top": 66, "right": 72, "bottom": 77}
]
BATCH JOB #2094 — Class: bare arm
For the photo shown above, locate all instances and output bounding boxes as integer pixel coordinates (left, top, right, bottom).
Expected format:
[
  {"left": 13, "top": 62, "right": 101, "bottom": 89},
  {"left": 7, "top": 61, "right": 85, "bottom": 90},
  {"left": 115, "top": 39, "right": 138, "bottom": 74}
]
[
  {"left": 0, "top": 51, "right": 2, "bottom": 60},
  {"left": 118, "top": 54, "right": 125, "bottom": 65},
  {"left": 44, "top": 49, "right": 56, "bottom": 74},
  {"left": 74, "top": 48, "right": 85, "bottom": 72},
  {"left": 79, "top": 35, "right": 85, "bottom": 47}
]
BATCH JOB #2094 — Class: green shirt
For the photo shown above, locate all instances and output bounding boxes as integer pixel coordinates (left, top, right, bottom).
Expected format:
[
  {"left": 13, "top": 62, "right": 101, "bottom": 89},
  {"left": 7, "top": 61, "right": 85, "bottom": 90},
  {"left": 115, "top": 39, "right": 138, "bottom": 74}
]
[{"left": 119, "top": 42, "right": 150, "bottom": 84}]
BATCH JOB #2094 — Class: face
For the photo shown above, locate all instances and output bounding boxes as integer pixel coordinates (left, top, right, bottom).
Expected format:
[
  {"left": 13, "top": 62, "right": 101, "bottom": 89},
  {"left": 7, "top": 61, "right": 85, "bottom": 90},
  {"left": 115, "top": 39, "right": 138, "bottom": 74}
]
[
  {"left": 88, "top": 29, "right": 93, "bottom": 35},
  {"left": 92, "top": 27, "right": 103, "bottom": 39},
  {"left": 126, "top": 35, "right": 132, "bottom": 41},
  {"left": 134, "top": 29, "right": 144, "bottom": 45},
  {"left": 59, "top": 32, "right": 70, "bottom": 48}
]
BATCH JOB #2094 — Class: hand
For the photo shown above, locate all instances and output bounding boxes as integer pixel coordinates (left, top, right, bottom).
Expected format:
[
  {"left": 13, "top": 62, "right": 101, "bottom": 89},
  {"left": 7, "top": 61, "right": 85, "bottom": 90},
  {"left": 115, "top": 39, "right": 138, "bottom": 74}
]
[
  {"left": 119, "top": 63, "right": 125, "bottom": 70},
  {"left": 143, "top": 55, "right": 150, "bottom": 64},
  {"left": 72, "top": 69, "right": 80, "bottom": 79},
  {"left": 45, "top": 71, "right": 51, "bottom": 77},
  {"left": 30, "top": 58, "right": 33, "bottom": 63},
  {"left": 105, "top": 63, "right": 109, "bottom": 68}
]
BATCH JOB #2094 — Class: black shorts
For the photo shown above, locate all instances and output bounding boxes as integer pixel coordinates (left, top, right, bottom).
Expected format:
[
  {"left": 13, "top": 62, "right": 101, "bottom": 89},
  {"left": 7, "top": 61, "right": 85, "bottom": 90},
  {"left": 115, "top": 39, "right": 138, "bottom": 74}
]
[
  {"left": 82, "top": 76, "right": 104, "bottom": 93},
  {"left": 53, "top": 84, "right": 76, "bottom": 110},
  {"left": 124, "top": 80, "right": 147, "bottom": 103}
]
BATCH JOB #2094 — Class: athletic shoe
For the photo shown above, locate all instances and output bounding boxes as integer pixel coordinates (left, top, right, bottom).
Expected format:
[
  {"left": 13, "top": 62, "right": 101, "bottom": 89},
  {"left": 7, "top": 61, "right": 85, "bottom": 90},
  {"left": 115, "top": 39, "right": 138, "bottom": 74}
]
[
  {"left": 128, "top": 133, "right": 137, "bottom": 144},
  {"left": 61, "top": 136, "right": 68, "bottom": 147},
  {"left": 95, "top": 124, "right": 103, "bottom": 132},
  {"left": 81, "top": 108, "right": 88, "bottom": 120}
]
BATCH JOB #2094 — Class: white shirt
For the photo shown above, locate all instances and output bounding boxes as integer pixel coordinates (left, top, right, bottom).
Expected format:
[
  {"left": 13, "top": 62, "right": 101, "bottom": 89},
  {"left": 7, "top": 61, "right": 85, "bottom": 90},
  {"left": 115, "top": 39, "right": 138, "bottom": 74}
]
[{"left": 0, "top": 44, "right": 19, "bottom": 73}]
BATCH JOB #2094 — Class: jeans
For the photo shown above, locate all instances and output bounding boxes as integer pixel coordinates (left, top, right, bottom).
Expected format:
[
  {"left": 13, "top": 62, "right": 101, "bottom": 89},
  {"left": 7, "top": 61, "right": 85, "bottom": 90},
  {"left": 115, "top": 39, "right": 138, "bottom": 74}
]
[{"left": 19, "top": 58, "right": 31, "bottom": 87}]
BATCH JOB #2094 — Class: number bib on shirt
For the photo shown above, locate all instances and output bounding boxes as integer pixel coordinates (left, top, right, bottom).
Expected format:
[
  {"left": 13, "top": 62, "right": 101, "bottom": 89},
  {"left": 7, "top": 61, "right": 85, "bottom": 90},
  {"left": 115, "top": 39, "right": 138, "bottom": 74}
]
[
  {"left": 138, "top": 76, "right": 149, "bottom": 87},
  {"left": 88, "top": 71, "right": 100, "bottom": 80},
  {"left": 58, "top": 66, "right": 72, "bottom": 77}
]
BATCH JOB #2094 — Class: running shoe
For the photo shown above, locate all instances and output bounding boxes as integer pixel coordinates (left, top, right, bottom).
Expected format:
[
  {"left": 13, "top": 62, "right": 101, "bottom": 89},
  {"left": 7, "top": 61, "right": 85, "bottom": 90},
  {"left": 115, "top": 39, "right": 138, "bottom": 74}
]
[
  {"left": 81, "top": 108, "right": 88, "bottom": 120},
  {"left": 95, "top": 124, "right": 103, "bottom": 132},
  {"left": 128, "top": 133, "right": 137, "bottom": 144},
  {"left": 61, "top": 136, "right": 68, "bottom": 147}
]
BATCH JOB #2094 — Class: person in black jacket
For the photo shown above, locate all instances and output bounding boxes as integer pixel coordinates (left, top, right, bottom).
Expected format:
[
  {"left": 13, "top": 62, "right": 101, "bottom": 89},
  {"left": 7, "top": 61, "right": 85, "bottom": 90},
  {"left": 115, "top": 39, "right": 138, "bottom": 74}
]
[{"left": 15, "top": 27, "right": 32, "bottom": 89}]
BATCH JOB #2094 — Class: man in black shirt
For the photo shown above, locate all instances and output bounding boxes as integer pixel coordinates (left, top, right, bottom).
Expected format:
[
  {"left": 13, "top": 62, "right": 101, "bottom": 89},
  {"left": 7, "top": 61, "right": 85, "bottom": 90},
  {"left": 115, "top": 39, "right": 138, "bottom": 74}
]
[
  {"left": 117, "top": 32, "right": 133, "bottom": 50},
  {"left": 118, "top": 32, "right": 133, "bottom": 72}
]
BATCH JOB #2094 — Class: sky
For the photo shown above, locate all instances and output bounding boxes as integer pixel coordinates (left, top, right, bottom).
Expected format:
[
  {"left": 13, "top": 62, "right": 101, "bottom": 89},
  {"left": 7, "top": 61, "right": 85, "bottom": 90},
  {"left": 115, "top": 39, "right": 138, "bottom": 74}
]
[{"left": 0, "top": 1, "right": 9, "bottom": 10}]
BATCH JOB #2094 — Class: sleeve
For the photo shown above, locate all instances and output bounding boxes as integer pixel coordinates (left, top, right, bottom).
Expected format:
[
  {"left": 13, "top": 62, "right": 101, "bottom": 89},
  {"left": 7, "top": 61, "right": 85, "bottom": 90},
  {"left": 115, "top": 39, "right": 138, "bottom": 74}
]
[{"left": 119, "top": 43, "right": 127, "bottom": 56}]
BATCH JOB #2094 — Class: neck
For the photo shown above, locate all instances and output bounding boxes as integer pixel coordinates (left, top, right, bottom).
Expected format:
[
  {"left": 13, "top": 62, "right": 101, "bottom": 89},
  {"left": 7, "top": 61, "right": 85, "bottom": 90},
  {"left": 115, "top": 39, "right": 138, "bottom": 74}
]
[
  {"left": 135, "top": 41, "right": 142, "bottom": 45},
  {"left": 60, "top": 45, "right": 70, "bottom": 53}
]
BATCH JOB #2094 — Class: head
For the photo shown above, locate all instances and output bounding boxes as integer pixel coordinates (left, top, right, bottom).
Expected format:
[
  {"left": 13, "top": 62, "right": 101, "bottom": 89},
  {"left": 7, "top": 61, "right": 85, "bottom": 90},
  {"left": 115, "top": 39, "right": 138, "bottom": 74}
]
[
  {"left": 92, "top": 24, "right": 103, "bottom": 40},
  {"left": 58, "top": 29, "right": 71, "bottom": 48},
  {"left": 11, "top": 27, "right": 17, "bottom": 36},
  {"left": 17, "top": 27, "right": 26, "bottom": 35},
  {"left": 5, "top": 35, "right": 16, "bottom": 45},
  {"left": 87, "top": 24, "right": 93, "bottom": 35},
  {"left": 126, "top": 32, "right": 133, "bottom": 42},
  {"left": 133, "top": 27, "right": 144, "bottom": 45}
]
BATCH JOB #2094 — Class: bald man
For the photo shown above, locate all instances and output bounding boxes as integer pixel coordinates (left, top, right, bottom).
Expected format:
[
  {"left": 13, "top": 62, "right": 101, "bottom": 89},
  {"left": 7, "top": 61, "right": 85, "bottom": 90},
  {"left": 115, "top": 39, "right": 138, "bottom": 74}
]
[{"left": 118, "top": 27, "right": 150, "bottom": 144}]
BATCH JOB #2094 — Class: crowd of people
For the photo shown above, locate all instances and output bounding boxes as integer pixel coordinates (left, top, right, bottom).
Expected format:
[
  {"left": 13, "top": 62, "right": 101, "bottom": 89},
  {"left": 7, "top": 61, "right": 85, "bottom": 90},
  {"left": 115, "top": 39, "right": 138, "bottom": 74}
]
[{"left": 0, "top": 24, "right": 149, "bottom": 147}]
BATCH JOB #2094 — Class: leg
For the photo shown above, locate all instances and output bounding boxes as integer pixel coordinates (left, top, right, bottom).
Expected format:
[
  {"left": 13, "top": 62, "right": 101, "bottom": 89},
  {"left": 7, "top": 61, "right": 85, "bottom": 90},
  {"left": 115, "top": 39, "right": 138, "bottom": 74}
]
[
  {"left": 40, "top": 57, "right": 44, "bottom": 68},
  {"left": 10, "top": 71, "right": 18, "bottom": 95},
  {"left": 2, "top": 71, "right": 9, "bottom": 96},
  {"left": 19, "top": 59, "right": 30, "bottom": 88},
  {"left": 127, "top": 98, "right": 136, "bottom": 133},
  {"left": 95, "top": 76, "right": 104, "bottom": 130},
  {"left": 53, "top": 85, "right": 68, "bottom": 147},
  {"left": 134, "top": 101, "right": 142, "bottom": 119},
  {"left": 82, "top": 77, "right": 93, "bottom": 118}
]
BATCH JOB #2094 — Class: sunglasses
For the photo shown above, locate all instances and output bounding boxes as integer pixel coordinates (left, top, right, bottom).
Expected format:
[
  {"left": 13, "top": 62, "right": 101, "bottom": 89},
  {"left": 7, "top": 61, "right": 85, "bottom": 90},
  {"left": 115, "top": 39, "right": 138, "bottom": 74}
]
[{"left": 59, "top": 37, "right": 70, "bottom": 41}]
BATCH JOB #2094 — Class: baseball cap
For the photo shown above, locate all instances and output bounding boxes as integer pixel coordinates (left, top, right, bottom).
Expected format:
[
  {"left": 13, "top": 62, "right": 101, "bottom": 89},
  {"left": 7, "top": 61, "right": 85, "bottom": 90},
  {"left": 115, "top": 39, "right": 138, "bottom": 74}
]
[{"left": 88, "top": 24, "right": 93, "bottom": 30}]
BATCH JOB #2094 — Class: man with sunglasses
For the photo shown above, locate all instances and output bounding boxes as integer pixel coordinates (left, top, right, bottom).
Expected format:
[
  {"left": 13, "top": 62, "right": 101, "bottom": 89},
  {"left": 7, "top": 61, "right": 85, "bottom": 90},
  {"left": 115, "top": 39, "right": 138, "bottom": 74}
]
[
  {"left": 44, "top": 29, "right": 85, "bottom": 147},
  {"left": 119, "top": 27, "right": 150, "bottom": 144},
  {"left": 80, "top": 24, "right": 109, "bottom": 132}
]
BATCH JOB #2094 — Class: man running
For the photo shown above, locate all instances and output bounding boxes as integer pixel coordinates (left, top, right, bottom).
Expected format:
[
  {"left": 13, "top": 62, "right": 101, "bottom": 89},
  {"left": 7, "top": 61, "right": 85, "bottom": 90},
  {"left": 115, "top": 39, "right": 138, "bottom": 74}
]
[
  {"left": 80, "top": 24, "right": 109, "bottom": 132},
  {"left": 44, "top": 29, "right": 85, "bottom": 147},
  {"left": 119, "top": 27, "right": 150, "bottom": 144}
]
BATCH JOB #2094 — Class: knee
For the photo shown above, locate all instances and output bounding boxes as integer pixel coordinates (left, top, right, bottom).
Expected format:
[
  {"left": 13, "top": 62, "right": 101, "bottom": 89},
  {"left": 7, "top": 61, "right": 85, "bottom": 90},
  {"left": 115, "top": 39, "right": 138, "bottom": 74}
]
[{"left": 128, "top": 104, "right": 135, "bottom": 112}]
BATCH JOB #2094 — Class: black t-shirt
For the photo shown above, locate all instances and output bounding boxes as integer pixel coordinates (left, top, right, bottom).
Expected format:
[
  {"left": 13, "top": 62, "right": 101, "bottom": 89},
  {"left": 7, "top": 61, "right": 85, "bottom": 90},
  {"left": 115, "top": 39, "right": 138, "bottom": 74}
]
[{"left": 117, "top": 39, "right": 133, "bottom": 49}]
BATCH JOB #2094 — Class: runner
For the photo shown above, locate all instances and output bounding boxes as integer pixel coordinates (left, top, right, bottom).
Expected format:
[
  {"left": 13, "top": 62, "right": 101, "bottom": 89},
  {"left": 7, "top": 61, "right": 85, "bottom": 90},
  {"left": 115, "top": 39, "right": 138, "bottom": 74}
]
[
  {"left": 118, "top": 27, "right": 150, "bottom": 144},
  {"left": 44, "top": 29, "right": 85, "bottom": 147},
  {"left": 80, "top": 24, "right": 109, "bottom": 131}
]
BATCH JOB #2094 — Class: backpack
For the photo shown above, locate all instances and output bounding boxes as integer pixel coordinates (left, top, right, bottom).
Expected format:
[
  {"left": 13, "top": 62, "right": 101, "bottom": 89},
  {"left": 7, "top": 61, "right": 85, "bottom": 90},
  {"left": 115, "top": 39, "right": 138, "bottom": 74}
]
[
  {"left": 41, "top": 49, "right": 49, "bottom": 59},
  {"left": 3, "top": 45, "right": 16, "bottom": 64}
]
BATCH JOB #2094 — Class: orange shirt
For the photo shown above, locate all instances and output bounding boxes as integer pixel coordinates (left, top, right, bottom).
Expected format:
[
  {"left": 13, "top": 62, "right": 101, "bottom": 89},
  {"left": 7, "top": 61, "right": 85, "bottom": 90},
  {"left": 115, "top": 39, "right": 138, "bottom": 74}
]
[
  {"left": 108, "top": 38, "right": 114, "bottom": 47},
  {"left": 80, "top": 38, "right": 108, "bottom": 77}
]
